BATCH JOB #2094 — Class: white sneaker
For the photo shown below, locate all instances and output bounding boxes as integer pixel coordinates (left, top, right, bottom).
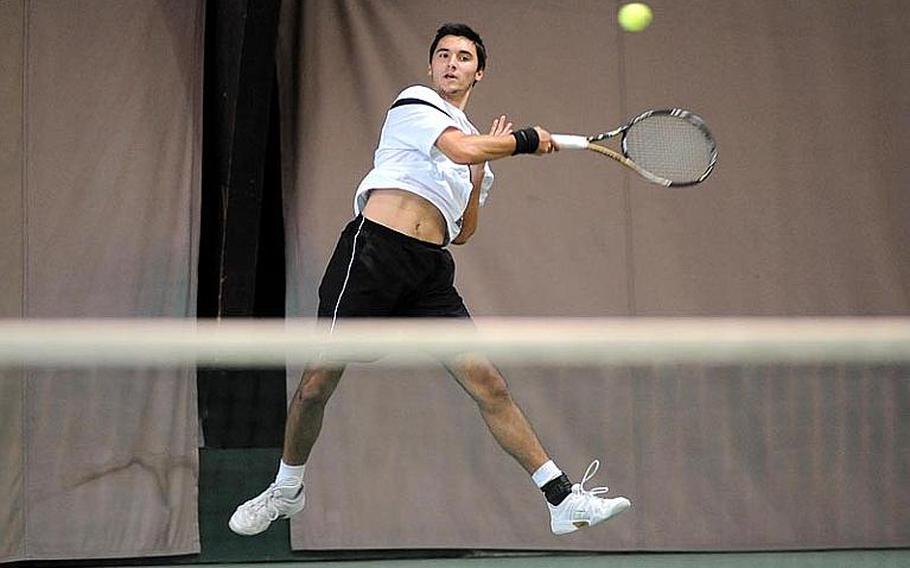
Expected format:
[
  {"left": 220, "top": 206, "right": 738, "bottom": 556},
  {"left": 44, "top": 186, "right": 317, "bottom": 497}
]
[
  {"left": 548, "top": 460, "right": 630, "bottom": 535},
  {"left": 229, "top": 480, "right": 305, "bottom": 536}
]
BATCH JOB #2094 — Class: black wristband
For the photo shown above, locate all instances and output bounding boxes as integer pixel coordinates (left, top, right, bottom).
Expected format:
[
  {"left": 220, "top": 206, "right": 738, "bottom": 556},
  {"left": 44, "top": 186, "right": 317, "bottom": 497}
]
[
  {"left": 512, "top": 129, "right": 529, "bottom": 155},
  {"left": 511, "top": 127, "right": 540, "bottom": 155}
]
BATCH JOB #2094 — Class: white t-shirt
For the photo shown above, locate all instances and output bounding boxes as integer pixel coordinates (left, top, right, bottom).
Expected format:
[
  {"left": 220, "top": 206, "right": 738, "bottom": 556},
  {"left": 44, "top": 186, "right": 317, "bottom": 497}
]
[{"left": 354, "top": 85, "right": 494, "bottom": 244}]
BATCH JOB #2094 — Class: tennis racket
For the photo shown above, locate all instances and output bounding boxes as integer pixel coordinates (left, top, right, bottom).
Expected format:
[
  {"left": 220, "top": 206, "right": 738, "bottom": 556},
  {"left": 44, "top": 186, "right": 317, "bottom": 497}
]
[{"left": 552, "top": 109, "right": 717, "bottom": 187}]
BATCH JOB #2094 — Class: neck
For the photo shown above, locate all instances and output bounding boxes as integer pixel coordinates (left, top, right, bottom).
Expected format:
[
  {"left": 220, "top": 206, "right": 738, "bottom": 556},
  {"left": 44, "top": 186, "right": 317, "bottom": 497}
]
[{"left": 438, "top": 87, "right": 471, "bottom": 111}]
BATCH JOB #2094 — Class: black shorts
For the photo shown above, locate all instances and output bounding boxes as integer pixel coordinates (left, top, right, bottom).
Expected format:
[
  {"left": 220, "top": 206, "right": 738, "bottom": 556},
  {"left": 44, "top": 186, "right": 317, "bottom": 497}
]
[{"left": 317, "top": 215, "right": 471, "bottom": 322}]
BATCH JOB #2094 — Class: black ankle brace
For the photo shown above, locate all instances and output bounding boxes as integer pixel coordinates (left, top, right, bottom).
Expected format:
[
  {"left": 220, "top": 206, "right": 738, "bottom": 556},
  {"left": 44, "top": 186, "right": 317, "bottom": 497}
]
[{"left": 542, "top": 473, "right": 572, "bottom": 506}]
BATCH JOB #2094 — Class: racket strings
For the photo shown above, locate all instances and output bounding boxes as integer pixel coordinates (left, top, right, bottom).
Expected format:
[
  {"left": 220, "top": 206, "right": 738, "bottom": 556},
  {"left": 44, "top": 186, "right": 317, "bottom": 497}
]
[{"left": 623, "top": 115, "right": 715, "bottom": 183}]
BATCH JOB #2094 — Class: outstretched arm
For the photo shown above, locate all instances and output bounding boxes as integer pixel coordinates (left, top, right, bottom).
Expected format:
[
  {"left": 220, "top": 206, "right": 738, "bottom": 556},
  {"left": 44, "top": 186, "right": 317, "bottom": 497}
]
[{"left": 436, "top": 122, "right": 557, "bottom": 165}]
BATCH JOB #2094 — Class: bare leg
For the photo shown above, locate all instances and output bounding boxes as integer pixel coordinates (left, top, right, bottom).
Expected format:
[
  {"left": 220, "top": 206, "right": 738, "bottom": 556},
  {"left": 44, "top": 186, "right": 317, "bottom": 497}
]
[
  {"left": 282, "top": 365, "right": 345, "bottom": 465},
  {"left": 445, "top": 353, "right": 550, "bottom": 474},
  {"left": 229, "top": 365, "right": 344, "bottom": 535}
]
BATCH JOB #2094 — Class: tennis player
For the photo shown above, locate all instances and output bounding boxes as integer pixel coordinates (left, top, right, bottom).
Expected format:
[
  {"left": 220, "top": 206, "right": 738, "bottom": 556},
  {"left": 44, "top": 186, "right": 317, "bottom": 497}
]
[{"left": 230, "top": 23, "right": 630, "bottom": 537}]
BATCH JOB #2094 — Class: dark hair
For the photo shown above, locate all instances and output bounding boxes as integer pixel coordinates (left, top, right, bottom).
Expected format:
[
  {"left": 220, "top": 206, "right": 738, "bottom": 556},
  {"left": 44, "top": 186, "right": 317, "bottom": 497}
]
[{"left": 428, "top": 23, "right": 486, "bottom": 72}]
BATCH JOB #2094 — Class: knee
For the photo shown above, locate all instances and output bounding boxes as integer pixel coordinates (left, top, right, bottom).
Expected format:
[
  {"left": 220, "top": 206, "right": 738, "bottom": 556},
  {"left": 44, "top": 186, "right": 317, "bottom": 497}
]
[
  {"left": 469, "top": 364, "right": 513, "bottom": 410},
  {"left": 293, "top": 369, "right": 340, "bottom": 407}
]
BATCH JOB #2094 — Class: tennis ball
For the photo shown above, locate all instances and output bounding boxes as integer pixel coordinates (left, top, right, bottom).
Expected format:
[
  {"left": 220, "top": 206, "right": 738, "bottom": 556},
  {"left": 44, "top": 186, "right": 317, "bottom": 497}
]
[{"left": 617, "top": 2, "right": 653, "bottom": 32}]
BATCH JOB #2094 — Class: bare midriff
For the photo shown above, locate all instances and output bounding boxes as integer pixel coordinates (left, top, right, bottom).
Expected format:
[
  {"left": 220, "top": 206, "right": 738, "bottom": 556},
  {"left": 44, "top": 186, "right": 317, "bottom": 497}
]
[{"left": 361, "top": 188, "right": 447, "bottom": 245}]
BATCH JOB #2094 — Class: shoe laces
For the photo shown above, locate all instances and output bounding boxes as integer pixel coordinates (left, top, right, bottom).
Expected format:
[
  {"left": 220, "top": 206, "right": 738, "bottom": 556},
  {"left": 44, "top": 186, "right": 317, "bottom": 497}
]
[
  {"left": 573, "top": 459, "right": 610, "bottom": 498},
  {"left": 246, "top": 484, "right": 284, "bottom": 522}
]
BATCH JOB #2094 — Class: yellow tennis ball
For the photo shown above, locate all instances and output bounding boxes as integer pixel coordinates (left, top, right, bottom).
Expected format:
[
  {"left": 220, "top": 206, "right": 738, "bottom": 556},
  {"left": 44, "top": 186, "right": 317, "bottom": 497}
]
[{"left": 618, "top": 2, "right": 653, "bottom": 32}]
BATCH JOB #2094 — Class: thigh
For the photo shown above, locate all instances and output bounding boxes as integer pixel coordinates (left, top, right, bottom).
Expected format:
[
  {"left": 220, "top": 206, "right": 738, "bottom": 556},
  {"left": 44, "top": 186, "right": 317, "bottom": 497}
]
[
  {"left": 317, "top": 219, "right": 405, "bottom": 320},
  {"left": 400, "top": 249, "right": 471, "bottom": 318}
]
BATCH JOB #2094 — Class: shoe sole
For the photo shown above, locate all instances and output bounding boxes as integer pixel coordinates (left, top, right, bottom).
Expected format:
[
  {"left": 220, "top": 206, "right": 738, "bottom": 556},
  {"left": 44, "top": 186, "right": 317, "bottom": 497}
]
[
  {"left": 228, "top": 500, "right": 305, "bottom": 537},
  {"left": 553, "top": 498, "right": 631, "bottom": 536},
  {"left": 228, "top": 518, "right": 266, "bottom": 536}
]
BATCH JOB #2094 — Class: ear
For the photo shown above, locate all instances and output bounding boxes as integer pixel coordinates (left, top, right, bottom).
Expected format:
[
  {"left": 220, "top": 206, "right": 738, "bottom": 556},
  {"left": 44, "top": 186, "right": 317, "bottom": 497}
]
[
  {"left": 427, "top": 64, "right": 432, "bottom": 77},
  {"left": 474, "top": 69, "right": 484, "bottom": 83}
]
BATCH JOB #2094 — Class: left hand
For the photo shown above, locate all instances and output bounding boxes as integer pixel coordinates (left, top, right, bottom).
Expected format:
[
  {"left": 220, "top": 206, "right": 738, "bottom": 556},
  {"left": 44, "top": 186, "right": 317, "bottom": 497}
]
[
  {"left": 489, "top": 114, "right": 513, "bottom": 137},
  {"left": 471, "top": 115, "right": 513, "bottom": 181}
]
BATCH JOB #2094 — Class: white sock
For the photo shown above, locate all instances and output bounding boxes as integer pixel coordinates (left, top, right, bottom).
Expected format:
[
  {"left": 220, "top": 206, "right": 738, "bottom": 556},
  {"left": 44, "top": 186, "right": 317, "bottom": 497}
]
[
  {"left": 531, "top": 460, "right": 563, "bottom": 488},
  {"left": 275, "top": 460, "right": 305, "bottom": 485}
]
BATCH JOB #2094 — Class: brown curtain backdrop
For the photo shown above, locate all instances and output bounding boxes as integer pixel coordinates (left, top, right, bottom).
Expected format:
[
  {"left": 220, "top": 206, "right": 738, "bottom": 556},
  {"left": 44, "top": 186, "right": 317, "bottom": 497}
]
[
  {"left": 278, "top": 0, "right": 910, "bottom": 552},
  {"left": 0, "top": 0, "right": 203, "bottom": 563},
  {"left": 0, "top": 0, "right": 26, "bottom": 559}
]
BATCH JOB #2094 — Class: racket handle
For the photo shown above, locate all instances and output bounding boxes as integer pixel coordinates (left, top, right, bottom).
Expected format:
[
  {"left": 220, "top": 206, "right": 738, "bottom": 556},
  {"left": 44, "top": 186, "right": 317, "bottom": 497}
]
[{"left": 551, "top": 134, "right": 589, "bottom": 150}]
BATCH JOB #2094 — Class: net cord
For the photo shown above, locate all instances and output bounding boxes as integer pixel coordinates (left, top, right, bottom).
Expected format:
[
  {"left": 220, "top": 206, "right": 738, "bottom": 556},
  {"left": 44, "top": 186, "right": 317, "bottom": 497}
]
[{"left": 1, "top": 318, "right": 909, "bottom": 368}]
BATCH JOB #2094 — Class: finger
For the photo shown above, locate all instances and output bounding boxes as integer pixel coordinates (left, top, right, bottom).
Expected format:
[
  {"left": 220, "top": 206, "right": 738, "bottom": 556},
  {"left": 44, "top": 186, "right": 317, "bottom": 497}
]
[
  {"left": 489, "top": 118, "right": 498, "bottom": 135},
  {"left": 493, "top": 115, "right": 508, "bottom": 135}
]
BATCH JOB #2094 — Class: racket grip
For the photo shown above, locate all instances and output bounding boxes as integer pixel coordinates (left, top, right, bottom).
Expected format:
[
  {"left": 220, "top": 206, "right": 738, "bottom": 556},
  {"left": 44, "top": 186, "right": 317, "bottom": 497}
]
[{"left": 551, "top": 134, "right": 589, "bottom": 150}]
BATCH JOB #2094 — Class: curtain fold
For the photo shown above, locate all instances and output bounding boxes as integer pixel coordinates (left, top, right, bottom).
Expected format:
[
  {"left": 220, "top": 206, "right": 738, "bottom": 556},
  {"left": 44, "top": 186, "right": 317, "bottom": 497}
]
[{"left": 0, "top": 0, "right": 204, "bottom": 562}]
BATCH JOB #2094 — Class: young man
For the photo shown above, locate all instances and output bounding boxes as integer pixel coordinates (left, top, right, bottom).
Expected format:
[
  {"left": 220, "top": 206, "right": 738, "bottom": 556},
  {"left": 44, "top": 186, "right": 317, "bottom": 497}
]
[{"left": 229, "top": 23, "right": 630, "bottom": 538}]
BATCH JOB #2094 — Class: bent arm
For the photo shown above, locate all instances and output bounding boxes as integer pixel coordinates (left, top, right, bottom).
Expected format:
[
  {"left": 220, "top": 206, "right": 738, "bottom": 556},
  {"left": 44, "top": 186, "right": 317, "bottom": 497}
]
[
  {"left": 444, "top": 117, "right": 557, "bottom": 245},
  {"left": 436, "top": 126, "right": 554, "bottom": 165}
]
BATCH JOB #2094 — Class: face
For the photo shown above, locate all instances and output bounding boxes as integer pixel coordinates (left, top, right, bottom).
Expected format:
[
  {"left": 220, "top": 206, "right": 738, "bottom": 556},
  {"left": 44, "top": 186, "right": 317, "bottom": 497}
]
[{"left": 428, "top": 35, "right": 484, "bottom": 100}]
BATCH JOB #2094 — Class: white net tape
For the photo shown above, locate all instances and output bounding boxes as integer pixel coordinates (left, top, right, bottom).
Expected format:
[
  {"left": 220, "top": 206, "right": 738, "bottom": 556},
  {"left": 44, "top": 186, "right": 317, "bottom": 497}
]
[{"left": 1, "top": 317, "right": 909, "bottom": 368}]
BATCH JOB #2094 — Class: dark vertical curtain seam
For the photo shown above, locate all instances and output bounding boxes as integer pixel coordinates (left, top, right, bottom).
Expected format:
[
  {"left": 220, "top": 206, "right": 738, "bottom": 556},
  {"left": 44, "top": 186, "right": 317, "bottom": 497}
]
[{"left": 216, "top": 5, "right": 248, "bottom": 318}]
